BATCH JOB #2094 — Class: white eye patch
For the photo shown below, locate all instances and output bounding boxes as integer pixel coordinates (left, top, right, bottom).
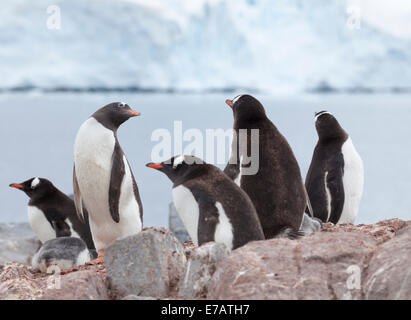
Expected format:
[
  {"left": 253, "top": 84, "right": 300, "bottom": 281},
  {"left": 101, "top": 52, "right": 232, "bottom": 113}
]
[
  {"left": 173, "top": 155, "right": 185, "bottom": 168},
  {"left": 232, "top": 95, "right": 243, "bottom": 105},
  {"left": 31, "top": 177, "right": 40, "bottom": 189}
]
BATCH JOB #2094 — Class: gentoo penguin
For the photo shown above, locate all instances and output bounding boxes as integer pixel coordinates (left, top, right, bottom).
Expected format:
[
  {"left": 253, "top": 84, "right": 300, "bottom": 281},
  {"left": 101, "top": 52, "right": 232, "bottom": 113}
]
[
  {"left": 224, "top": 95, "right": 307, "bottom": 239},
  {"left": 305, "top": 111, "right": 364, "bottom": 224},
  {"left": 146, "top": 155, "right": 265, "bottom": 250},
  {"left": 73, "top": 102, "right": 143, "bottom": 252},
  {"left": 32, "top": 237, "right": 97, "bottom": 273},
  {"left": 9, "top": 178, "right": 95, "bottom": 250}
]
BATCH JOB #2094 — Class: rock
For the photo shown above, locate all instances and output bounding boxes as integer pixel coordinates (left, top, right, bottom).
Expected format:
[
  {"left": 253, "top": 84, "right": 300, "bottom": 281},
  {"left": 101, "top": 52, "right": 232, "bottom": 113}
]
[
  {"left": 169, "top": 203, "right": 191, "bottom": 243},
  {"left": 363, "top": 226, "right": 411, "bottom": 299},
  {"left": 39, "top": 270, "right": 108, "bottom": 300},
  {"left": 105, "top": 227, "right": 186, "bottom": 299},
  {"left": 121, "top": 295, "right": 157, "bottom": 300},
  {"left": 0, "top": 263, "right": 45, "bottom": 300},
  {"left": 207, "top": 230, "right": 377, "bottom": 300},
  {"left": 323, "top": 218, "right": 408, "bottom": 244},
  {"left": 178, "top": 242, "right": 230, "bottom": 299},
  {"left": 0, "top": 223, "right": 41, "bottom": 265}
]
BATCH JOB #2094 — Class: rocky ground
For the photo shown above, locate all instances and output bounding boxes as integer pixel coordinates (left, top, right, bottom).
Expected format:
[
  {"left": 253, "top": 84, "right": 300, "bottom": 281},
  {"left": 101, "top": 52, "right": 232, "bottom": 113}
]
[{"left": 0, "top": 218, "right": 410, "bottom": 300}]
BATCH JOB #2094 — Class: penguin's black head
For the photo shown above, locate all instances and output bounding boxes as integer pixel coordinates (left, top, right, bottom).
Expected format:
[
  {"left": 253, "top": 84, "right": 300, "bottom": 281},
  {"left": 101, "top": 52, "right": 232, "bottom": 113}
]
[
  {"left": 9, "top": 177, "right": 55, "bottom": 199},
  {"left": 146, "top": 155, "right": 206, "bottom": 184},
  {"left": 225, "top": 94, "right": 266, "bottom": 122},
  {"left": 315, "top": 111, "right": 348, "bottom": 141},
  {"left": 92, "top": 102, "right": 140, "bottom": 130}
]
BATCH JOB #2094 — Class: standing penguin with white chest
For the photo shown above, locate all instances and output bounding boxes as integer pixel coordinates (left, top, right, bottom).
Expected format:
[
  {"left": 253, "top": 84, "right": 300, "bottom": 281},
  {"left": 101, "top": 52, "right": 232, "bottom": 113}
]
[
  {"left": 224, "top": 95, "right": 307, "bottom": 239},
  {"left": 73, "top": 102, "right": 143, "bottom": 253},
  {"left": 9, "top": 177, "right": 95, "bottom": 250},
  {"left": 305, "top": 111, "right": 364, "bottom": 224},
  {"left": 146, "top": 155, "right": 265, "bottom": 250}
]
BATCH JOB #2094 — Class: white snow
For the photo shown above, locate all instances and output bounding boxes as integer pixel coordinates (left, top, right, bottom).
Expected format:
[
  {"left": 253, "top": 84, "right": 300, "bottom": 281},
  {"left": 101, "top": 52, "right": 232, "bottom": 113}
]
[{"left": 0, "top": 0, "right": 410, "bottom": 93}]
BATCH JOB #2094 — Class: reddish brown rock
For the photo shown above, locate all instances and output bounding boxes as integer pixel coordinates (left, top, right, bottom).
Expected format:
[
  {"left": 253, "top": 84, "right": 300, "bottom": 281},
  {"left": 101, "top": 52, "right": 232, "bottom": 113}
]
[
  {"left": 323, "top": 218, "right": 407, "bottom": 244},
  {"left": 207, "top": 230, "right": 378, "bottom": 300},
  {"left": 39, "top": 270, "right": 108, "bottom": 300},
  {"left": 0, "top": 263, "right": 46, "bottom": 299},
  {"left": 363, "top": 226, "right": 411, "bottom": 300},
  {"left": 1, "top": 219, "right": 409, "bottom": 300}
]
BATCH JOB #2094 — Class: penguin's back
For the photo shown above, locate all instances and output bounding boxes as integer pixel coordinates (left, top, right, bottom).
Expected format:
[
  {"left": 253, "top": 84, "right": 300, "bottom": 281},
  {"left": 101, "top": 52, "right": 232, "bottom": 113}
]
[{"left": 240, "top": 119, "right": 306, "bottom": 237}]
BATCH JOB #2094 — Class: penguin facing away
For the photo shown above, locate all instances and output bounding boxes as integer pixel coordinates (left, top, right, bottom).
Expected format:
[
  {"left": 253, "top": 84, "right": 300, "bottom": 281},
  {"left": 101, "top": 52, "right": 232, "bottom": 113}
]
[
  {"left": 305, "top": 111, "right": 364, "bottom": 224},
  {"left": 32, "top": 237, "right": 96, "bottom": 273},
  {"left": 146, "top": 155, "right": 265, "bottom": 250},
  {"left": 224, "top": 95, "right": 307, "bottom": 239},
  {"left": 73, "top": 102, "right": 143, "bottom": 251},
  {"left": 9, "top": 177, "right": 95, "bottom": 250}
]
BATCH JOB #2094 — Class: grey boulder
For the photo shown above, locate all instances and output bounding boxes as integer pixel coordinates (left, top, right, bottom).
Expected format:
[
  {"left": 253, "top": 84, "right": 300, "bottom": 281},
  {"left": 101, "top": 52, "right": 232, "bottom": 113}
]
[
  {"left": 178, "top": 242, "right": 230, "bottom": 299},
  {"left": 105, "top": 227, "right": 186, "bottom": 299}
]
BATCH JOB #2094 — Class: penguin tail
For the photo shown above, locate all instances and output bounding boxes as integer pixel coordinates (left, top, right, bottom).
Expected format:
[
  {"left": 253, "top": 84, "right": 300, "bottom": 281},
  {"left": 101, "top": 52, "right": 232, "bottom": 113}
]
[{"left": 275, "top": 227, "right": 305, "bottom": 240}]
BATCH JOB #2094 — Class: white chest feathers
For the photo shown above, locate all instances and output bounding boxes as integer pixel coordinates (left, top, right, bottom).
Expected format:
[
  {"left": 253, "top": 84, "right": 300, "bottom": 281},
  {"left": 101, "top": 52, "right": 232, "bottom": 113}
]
[
  {"left": 27, "top": 206, "right": 56, "bottom": 243},
  {"left": 172, "top": 185, "right": 234, "bottom": 250},
  {"left": 340, "top": 137, "right": 364, "bottom": 224},
  {"left": 74, "top": 117, "right": 142, "bottom": 250},
  {"left": 172, "top": 185, "right": 199, "bottom": 246},
  {"left": 214, "top": 202, "right": 234, "bottom": 250},
  {"left": 74, "top": 117, "right": 115, "bottom": 208}
]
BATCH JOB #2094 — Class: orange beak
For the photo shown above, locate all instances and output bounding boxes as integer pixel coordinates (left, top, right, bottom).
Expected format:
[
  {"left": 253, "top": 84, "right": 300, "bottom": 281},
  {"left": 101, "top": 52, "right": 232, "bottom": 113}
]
[
  {"left": 10, "top": 184, "right": 23, "bottom": 189},
  {"left": 128, "top": 110, "right": 140, "bottom": 117},
  {"left": 225, "top": 99, "right": 233, "bottom": 107},
  {"left": 146, "top": 163, "right": 163, "bottom": 169}
]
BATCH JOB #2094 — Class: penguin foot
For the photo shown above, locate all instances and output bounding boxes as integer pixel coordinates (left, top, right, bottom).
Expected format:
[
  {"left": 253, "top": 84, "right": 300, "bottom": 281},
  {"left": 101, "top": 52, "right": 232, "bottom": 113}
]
[{"left": 87, "top": 249, "right": 104, "bottom": 265}]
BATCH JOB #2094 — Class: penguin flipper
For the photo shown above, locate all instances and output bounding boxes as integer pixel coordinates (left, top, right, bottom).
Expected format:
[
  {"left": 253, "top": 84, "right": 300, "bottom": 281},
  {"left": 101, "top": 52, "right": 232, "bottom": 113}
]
[
  {"left": 51, "top": 220, "right": 72, "bottom": 237},
  {"left": 108, "top": 143, "right": 125, "bottom": 223},
  {"left": 126, "top": 158, "right": 143, "bottom": 224},
  {"left": 197, "top": 198, "right": 219, "bottom": 246},
  {"left": 326, "top": 166, "right": 345, "bottom": 224},
  {"left": 73, "top": 165, "right": 85, "bottom": 222}
]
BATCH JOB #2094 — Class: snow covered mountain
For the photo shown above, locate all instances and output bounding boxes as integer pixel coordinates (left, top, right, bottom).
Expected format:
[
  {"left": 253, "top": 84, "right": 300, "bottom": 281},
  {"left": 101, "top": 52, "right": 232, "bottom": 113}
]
[{"left": 0, "top": 0, "right": 410, "bottom": 93}]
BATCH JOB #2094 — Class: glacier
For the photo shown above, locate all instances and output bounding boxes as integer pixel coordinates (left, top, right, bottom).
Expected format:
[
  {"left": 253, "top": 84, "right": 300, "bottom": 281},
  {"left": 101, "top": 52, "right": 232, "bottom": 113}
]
[{"left": 0, "top": 0, "right": 410, "bottom": 94}]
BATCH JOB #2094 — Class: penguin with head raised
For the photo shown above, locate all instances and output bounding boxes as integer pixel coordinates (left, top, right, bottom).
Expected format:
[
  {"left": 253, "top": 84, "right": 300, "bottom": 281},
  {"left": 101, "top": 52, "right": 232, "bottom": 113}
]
[
  {"left": 9, "top": 177, "right": 95, "bottom": 250},
  {"left": 146, "top": 155, "right": 265, "bottom": 250},
  {"left": 73, "top": 102, "right": 143, "bottom": 253},
  {"left": 305, "top": 111, "right": 364, "bottom": 224},
  {"left": 32, "top": 237, "right": 97, "bottom": 273},
  {"left": 224, "top": 94, "right": 307, "bottom": 239}
]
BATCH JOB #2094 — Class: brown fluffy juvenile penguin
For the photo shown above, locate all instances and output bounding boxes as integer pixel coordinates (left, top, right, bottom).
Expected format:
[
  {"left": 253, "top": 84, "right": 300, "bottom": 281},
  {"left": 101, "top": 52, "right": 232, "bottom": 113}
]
[{"left": 224, "top": 95, "right": 307, "bottom": 238}]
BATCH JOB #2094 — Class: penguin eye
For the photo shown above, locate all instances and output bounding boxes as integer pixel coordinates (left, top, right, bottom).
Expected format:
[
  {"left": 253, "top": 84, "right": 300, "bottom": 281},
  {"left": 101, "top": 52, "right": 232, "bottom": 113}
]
[{"left": 118, "top": 102, "right": 126, "bottom": 108}]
